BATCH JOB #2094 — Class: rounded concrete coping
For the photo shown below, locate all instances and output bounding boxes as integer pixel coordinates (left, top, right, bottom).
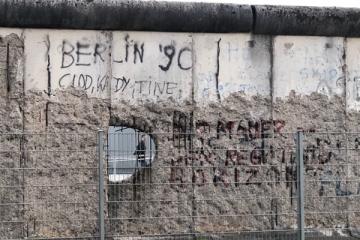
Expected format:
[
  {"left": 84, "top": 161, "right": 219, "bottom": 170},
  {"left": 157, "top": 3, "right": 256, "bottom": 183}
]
[{"left": 1, "top": 0, "right": 360, "bottom": 36}]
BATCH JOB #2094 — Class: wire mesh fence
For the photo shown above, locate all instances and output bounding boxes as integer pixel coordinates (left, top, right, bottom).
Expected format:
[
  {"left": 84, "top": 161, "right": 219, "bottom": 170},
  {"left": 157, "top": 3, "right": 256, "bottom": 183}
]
[
  {"left": 0, "top": 130, "right": 359, "bottom": 239},
  {"left": 0, "top": 132, "right": 100, "bottom": 239}
]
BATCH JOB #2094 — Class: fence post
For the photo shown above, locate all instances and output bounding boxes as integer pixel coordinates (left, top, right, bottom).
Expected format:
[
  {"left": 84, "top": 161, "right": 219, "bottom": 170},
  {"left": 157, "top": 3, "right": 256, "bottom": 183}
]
[
  {"left": 296, "top": 131, "right": 305, "bottom": 240},
  {"left": 98, "top": 130, "right": 105, "bottom": 240}
]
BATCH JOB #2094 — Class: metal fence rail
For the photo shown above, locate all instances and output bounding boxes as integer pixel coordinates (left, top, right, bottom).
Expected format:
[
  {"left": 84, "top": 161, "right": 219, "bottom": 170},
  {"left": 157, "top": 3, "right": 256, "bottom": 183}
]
[{"left": 0, "top": 130, "right": 359, "bottom": 239}]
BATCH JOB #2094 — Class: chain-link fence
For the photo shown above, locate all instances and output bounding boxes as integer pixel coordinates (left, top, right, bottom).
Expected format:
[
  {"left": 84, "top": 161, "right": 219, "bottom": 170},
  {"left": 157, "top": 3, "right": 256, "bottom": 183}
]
[{"left": 1, "top": 130, "right": 359, "bottom": 239}]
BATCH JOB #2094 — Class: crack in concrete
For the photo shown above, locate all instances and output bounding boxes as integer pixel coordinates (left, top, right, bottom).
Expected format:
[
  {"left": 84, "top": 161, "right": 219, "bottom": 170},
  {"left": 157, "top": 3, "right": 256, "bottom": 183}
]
[
  {"left": 6, "top": 42, "right": 10, "bottom": 95},
  {"left": 215, "top": 38, "right": 221, "bottom": 102},
  {"left": 45, "top": 34, "right": 51, "bottom": 97}
]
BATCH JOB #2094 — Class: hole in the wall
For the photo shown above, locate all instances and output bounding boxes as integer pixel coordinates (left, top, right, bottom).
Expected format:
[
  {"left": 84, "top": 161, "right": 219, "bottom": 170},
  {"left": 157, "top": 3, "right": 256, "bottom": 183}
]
[{"left": 107, "top": 126, "right": 155, "bottom": 182}]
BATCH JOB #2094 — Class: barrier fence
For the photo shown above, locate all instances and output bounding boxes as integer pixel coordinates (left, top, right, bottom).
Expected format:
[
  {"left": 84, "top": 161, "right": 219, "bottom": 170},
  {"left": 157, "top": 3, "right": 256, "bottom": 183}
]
[{"left": 0, "top": 130, "right": 359, "bottom": 239}]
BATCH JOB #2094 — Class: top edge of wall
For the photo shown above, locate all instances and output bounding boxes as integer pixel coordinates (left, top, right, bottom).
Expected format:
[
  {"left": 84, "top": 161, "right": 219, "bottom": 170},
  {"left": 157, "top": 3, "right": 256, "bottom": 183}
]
[
  {"left": 253, "top": 5, "right": 360, "bottom": 37},
  {"left": 1, "top": 0, "right": 360, "bottom": 36}
]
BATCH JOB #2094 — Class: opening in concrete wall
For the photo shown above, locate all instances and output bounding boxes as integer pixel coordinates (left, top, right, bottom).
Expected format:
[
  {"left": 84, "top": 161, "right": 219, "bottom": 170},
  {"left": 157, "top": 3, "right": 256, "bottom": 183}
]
[{"left": 107, "top": 126, "right": 155, "bottom": 182}]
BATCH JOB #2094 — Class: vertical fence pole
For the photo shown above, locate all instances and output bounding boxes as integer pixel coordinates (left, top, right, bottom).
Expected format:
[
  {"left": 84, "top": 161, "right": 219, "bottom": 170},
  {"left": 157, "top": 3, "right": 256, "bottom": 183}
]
[
  {"left": 296, "top": 131, "right": 305, "bottom": 240},
  {"left": 98, "top": 130, "right": 105, "bottom": 240}
]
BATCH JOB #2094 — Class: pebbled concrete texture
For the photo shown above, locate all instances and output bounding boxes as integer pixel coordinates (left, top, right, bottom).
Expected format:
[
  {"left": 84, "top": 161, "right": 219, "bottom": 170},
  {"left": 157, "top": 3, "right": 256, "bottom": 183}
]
[{"left": 0, "top": 32, "right": 24, "bottom": 238}]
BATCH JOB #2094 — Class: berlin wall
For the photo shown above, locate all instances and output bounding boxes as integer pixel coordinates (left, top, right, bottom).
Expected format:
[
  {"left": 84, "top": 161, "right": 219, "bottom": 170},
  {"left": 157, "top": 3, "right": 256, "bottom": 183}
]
[{"left": 1, "top": 1, "right": 360, "bottom": 239}]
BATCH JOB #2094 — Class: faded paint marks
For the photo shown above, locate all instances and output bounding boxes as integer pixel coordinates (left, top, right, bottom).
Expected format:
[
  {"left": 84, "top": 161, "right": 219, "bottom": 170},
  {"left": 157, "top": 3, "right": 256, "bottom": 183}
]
[
  {"left": 4, "top": 28, "right": 360, "bottom": 109},
  {"left": 346, "top": 38, "right": 360, "bottom": 111},
  {"left": 273, "top": 36, "right": 345, "bottom": 98}
]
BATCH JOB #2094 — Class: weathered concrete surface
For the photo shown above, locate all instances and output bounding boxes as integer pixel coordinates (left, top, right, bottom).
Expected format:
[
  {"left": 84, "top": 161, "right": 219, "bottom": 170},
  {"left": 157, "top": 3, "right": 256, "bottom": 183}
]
[
  {"left": 193, "top": 34, "right": 271, "bottom": 103},
  {"left": 253, "top": 5, "right": 360, "bottom": 37},
  {"left": 0, "top": 0, "right": 253, "bottom": 33},
  {"left": 0, "top": 32, "right": 24, "bottom": 238},
  {"left": 273, "top": 36, "right": 345, "bottom": 98},
  {"left": 22, "top": 89, "right": 110, "bottom": 238},
  {"left": 1, "top": 27, "right": 360, "bottom": 239},
  {"left": 3, "top": 1, "right": 360, "bottom": 37}
]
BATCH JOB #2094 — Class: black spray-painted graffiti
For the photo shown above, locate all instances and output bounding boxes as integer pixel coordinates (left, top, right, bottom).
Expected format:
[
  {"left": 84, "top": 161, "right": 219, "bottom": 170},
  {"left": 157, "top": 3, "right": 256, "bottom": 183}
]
[
  {"left": 113, "top": 76, "right": 178, "bottom": 98},
  {"left": 57, "top": 35, "right": 192, "bottom": 97},
  {"left": 113, "top": 34, "right": 144, "bottom": 64},
  {"left": 58, "top": 40, "right": 109, "bottom": 93},
  {"left": 112, "top": 34, "right": 192, "bottom": 71},
  {"left": 61, "top": 40, "right": 107, "bottom": 68},
  {"left": 158, "top": 44, "right": 192, "bottom": 71},
  {"left": 58, "top": 73, "right": 109, "bottom": 93},
  {"left": 112, "top": 35, "right": 192, "bottom": 98}
]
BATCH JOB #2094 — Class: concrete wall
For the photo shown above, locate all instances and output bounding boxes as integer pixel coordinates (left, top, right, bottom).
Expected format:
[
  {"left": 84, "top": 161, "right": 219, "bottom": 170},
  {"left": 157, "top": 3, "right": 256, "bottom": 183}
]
[
  {"left": 1, "top": 27, "right": 360, "bottom": 238},
  {"left": 15, "top": 28, "right": 360, "bottom": 111},
  {"left": 18, "top": 29, "right": 360, "bottom": 135}
]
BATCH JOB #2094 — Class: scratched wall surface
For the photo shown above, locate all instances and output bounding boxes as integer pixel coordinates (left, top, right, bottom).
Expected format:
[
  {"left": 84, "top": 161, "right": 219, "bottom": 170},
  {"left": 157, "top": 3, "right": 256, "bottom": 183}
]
[{"left": 1, "top": 27, "right": 360, "bottom": 238}]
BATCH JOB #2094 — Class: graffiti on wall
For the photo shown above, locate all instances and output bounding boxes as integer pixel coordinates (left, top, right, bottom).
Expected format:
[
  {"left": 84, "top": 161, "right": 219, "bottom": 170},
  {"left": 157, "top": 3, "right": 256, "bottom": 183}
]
[
  {"left": 55, "top": 33, "right": 192, "bottom": 99},
  {"left": 58, "top": 40, "right": 109, "bottom": 94},
  {"left": 169, "top": 114, "right": 287, "bottom": 188},
  {"left": 167, "top": 111, "right": 356, "bottom": 199}
]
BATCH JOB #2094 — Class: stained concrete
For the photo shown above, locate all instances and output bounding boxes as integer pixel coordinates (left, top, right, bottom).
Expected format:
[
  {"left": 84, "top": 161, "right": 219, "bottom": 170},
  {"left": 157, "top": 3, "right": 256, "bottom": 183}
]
[{"left": 0, "top": 28, "right": 360, "bottom": 239}]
